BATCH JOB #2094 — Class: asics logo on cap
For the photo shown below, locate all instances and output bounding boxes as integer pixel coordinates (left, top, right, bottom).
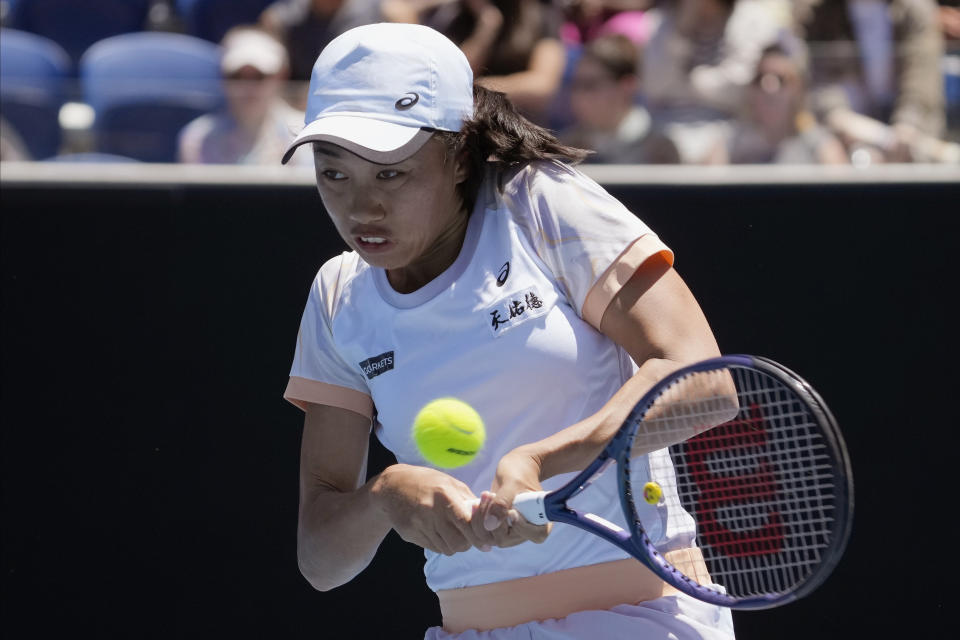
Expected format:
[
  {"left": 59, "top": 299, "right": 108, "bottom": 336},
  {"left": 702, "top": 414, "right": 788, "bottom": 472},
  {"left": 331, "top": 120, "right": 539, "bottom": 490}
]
[{"left": 395, "top": 93, "right": 419, "bottom": 110}]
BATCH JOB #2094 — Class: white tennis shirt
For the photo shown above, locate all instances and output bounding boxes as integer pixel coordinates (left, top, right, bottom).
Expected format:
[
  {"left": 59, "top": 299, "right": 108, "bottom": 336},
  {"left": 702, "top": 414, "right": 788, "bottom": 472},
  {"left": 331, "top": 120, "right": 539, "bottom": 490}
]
[{"left": 285, "top": 160, "right": 697, "bottom": 591}]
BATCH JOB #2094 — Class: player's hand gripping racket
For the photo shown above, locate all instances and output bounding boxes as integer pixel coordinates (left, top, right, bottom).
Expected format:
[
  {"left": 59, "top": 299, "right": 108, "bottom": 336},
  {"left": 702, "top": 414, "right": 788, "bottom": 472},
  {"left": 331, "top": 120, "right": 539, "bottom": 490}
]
[{"left": 513, "top": 355, "right": 853, "bottom": 609}]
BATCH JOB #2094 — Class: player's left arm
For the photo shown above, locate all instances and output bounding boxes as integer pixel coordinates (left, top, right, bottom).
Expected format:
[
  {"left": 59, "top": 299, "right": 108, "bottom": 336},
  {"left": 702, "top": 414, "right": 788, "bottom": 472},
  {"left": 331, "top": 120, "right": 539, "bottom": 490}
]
[{"left": 483, "top": 258, "right": 721, "bottom": 527}]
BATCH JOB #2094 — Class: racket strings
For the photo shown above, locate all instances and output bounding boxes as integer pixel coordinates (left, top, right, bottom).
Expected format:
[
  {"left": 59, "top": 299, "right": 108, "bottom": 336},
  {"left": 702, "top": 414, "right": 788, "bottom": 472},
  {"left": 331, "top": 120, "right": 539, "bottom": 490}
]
[{"left": 630, "top": 365, "right": 840, "bottom": 599}]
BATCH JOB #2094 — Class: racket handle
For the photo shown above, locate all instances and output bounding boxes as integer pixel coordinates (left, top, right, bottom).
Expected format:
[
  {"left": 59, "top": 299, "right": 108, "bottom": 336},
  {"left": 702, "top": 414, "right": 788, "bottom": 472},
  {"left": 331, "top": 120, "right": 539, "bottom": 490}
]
[{"left": 513, "top": 491, "right": 549, "bottom": 525}]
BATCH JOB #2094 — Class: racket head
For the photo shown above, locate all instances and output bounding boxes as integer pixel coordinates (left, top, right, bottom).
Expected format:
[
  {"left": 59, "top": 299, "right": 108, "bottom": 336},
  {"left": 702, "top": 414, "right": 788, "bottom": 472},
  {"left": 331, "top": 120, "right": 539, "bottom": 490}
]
[{"left": 619, "top": 355, "right": 854, "bottom": 609}]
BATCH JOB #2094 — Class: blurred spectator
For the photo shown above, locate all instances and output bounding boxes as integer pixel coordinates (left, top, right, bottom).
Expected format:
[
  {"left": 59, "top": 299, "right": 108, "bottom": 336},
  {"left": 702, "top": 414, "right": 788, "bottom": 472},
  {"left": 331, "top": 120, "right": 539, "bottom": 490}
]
[
  {"left": 177, "top": 26, "right": 310, "bottom": 165},
  {"left": 708, "top": 44, "right": 848, "bottom": 163},
  {"left": 559, "top": 0, "right": 654, "bottom": 47},
  {"left": 146, "top": 0, "right": 188, "bottom": 33},
  {"left": 794, "top": 0, "right": 946, "bottom": 161},
  {"left": 942, "top": 0, "right": 960, "bottom": 42},
  {"left": 0, "top": 116, "right": 31, "bottom": 161},
  {"left": 560, "top": 34, "right": 679, "bottom": 162},
  {"left": 642, "top": 0, "right": 792, "bottom": 163},
  {"left": 943, "top": 1, "right": 960, "bottom": 140},
  {"left": 413, "top": 0, "right": 567, "bottom": 121},
  {"left": 259, "top": 0, "right": 384, "bottom": 84}
]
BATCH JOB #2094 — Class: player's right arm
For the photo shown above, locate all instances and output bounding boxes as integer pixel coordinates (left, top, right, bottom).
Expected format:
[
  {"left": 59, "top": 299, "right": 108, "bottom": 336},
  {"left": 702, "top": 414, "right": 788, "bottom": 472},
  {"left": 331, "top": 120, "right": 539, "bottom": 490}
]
[
  {"left": 298, "top": 402, "right": 505, "bottom": 590},
  {"left": 296, "top": 402, "right": 386, "bottom": 591}
]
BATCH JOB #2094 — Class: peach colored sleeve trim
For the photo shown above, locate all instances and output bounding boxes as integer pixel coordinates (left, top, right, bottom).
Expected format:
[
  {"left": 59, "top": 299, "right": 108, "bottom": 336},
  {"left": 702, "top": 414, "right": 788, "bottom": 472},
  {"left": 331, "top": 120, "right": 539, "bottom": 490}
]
[
  {"left": 283, "top": 376, "right": 373, "bottom": 419},
  {"left": 581, "top": 234, "right": 674, "bottom": 329}
]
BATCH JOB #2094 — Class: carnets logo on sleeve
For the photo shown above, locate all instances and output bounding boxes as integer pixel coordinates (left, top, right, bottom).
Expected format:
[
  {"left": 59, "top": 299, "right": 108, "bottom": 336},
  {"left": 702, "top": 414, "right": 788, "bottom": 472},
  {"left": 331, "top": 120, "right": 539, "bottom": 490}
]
[{"left": 359, "top": 351, "right": 395, "bottom": 379}]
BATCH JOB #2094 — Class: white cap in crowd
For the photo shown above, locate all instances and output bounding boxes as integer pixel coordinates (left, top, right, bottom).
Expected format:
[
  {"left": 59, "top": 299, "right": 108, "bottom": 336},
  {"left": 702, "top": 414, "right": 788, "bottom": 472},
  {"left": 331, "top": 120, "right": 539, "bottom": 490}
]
[
  {"left": 221, "top": 28, "right": 289, "bottom": 77},
  {"left": 281, "top": 23, "right": 474, "bottom": 165}
]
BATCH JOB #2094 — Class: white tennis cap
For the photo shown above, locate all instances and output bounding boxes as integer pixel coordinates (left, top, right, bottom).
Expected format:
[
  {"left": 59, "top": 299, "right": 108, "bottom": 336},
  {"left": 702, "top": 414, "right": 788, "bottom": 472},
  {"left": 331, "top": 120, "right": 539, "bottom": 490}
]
[{"left": 281, "top": 23, "right": 474, "bottom": 165}]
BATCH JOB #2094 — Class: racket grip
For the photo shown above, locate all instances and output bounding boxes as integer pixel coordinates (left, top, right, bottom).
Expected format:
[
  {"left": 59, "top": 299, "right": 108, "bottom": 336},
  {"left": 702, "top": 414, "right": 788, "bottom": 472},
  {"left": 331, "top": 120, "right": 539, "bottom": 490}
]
[{"left": 513, "top": 491, "right": 549, "bottom": 525}]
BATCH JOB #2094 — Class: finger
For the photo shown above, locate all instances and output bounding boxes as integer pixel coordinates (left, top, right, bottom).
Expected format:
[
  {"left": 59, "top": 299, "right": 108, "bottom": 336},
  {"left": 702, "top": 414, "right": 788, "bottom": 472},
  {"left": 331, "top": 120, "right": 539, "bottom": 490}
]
[
  {"left": 467, "top": 492, "right": 498, "bottom": 549},
  {"left": 472, "top": 492, "right": 516, "bottom": 550},
  {"left": 487, "top": 520, "right": 528, "bottom": 548},
  {"left": 480, "top": 492, "right": 512, "bottom": 532},
  {"left": 431, "top": 528, "right": 457, "bottom": 556},
  {"left": 433, "top": 489, "right": 490, "bottom": 553},
  {"left": 484, "top": 509, "right": 551, "bottom": 548},
  {"left": 506, "top": 508, "right": 552, "bottom": 544},
  {"left": 450, "top": 492, "right": 478, "bottom": 522},
  {"left": 413, "top": 528, "right": 452, "bottom": 556},
  {"left": 436, "top": 517, "right": 473, "bottom": 555}
]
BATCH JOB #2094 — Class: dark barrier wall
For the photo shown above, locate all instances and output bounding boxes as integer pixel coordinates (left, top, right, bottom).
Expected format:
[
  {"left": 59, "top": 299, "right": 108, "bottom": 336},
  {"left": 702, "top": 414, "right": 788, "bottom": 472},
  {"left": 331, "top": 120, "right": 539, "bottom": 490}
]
[{"left": 2, "top": 175, "right": 957, "bottom": 639}]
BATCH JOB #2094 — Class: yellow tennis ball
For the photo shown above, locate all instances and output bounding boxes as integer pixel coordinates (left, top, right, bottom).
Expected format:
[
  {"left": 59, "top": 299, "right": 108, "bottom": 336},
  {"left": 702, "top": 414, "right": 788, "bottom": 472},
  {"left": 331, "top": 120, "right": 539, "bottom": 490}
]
[
  {"left": 412, "top": 398, "right": 485, "bottom": 469},
  {"left": 642, "top": 481, "right": 663, "bottom": 505}
]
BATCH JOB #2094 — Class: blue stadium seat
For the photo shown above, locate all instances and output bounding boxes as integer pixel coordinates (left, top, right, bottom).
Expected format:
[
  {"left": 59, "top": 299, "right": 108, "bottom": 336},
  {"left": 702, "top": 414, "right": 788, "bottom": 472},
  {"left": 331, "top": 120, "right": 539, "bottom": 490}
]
[
  {"left": 175, "top": 0, "right": 273, "bottom": 43},
  {"left": 0, "top": 28, "right": 71, "bottom": 159},
  {"left": 4, "top": 0, "right": 150, "bottom": 65},
  {"left": 80, "top": 32, "right": 226, "bottom": 162}
]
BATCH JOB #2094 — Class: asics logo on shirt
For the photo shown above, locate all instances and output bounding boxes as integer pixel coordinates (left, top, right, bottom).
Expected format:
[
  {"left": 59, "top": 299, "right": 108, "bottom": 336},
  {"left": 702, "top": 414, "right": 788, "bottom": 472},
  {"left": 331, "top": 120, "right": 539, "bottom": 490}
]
[
  {"left": 359, "top": 351, "right": 394, "bottom": 379},
  {"left": 496, "top": 261, "right": 510, "bottom": 287}
]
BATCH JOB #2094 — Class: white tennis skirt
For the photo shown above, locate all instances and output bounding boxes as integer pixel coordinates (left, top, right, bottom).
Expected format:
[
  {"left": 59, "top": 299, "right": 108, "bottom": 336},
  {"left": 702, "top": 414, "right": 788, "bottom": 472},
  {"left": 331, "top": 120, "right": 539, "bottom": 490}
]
[{"left": 424, "top": 592, "right": 736, "bottom": 640}]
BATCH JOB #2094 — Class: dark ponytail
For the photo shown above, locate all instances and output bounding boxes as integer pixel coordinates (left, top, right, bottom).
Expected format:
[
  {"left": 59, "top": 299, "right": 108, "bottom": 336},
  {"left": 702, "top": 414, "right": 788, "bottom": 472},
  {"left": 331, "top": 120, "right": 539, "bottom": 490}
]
[{"left": 436, "top": 84, "right": 590, "bottom": 214}]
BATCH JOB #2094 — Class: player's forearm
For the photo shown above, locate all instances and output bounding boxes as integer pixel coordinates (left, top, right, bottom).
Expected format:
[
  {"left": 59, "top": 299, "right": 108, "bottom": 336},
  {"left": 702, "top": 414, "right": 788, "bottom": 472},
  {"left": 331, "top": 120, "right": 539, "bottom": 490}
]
[
  {"left": 478, "top": 40, "right": 565, "bottom": 114},
  {"left": 297, "top": 479, "right": 392, "bottom": 591},
  {"left": 459, "top": 8, "right": 502, "bottom": 75},
  {"left": 525, "top": 357, "right": 686, "bottom": 480},
  {"left": 479, "top": 72, "right": 558, "bottom": 114}
]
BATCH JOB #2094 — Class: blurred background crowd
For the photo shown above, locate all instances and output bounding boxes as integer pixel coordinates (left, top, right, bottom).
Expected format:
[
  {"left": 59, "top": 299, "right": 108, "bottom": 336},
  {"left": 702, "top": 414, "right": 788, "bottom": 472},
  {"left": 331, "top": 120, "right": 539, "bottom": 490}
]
[{"left": 1, "top": 0, "right": 958, "bottom": 166}]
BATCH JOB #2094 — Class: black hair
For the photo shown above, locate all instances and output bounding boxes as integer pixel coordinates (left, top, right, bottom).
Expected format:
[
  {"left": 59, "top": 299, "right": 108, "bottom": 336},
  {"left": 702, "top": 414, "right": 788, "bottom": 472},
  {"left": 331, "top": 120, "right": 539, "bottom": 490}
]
[{"left": 435, "top": 84, "right": 590, "bottom": 214}]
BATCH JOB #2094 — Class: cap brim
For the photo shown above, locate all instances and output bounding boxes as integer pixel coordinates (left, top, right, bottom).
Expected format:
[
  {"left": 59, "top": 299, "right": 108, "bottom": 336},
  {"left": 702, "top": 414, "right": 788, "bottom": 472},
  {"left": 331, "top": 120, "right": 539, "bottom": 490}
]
[{"left": 282, "top": 116, "right": 434, "bottom": 165}]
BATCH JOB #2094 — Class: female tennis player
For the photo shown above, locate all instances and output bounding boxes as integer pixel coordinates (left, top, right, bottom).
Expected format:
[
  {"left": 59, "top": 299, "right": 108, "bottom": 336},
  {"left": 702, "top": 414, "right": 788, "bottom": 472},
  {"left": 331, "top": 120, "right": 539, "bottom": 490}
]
[{"left": 281, "top": 22, "right": 735, "bottom": 639}]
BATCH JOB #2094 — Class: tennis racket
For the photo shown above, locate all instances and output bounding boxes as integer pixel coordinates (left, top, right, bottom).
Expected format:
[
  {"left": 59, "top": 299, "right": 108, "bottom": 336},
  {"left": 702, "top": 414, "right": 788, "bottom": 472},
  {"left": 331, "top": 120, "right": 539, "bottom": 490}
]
[{"left": 512, "top": 354, "right": 853, "bottom": 610}]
